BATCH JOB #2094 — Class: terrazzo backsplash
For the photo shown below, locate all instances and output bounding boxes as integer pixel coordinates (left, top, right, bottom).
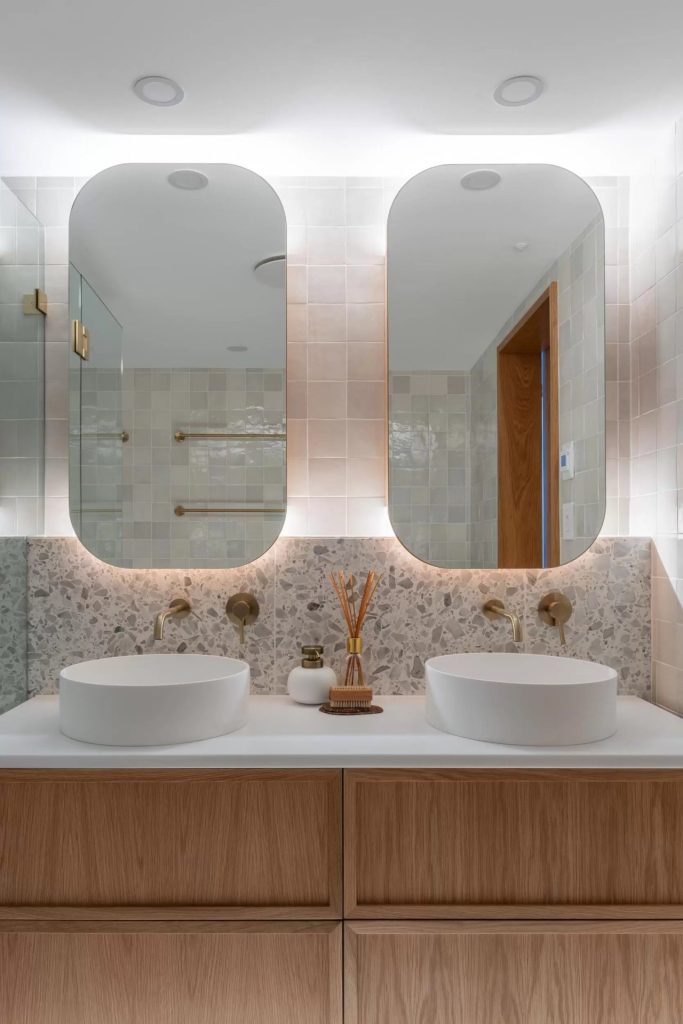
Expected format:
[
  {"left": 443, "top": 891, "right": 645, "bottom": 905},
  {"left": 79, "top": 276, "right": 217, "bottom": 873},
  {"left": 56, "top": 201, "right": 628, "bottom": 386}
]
[
  {"left": 0, "top": 536, "right": 27, "bottom": 713},
  {"left": 25, "top": 534, "right": 651, "bottom": 698}
]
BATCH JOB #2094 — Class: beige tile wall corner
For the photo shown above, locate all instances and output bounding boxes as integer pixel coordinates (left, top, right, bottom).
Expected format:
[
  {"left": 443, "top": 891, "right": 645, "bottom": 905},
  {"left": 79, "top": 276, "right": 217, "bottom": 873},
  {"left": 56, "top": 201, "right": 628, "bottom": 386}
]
[
  {"left": 5, "top": 170, "right": 626, "bottom": 543},
  {"left": 277, "top": 176, "right": 397, "bottom": 536},
  {"left": 646, "top": 121, "right": 683, "bottom": 712}
]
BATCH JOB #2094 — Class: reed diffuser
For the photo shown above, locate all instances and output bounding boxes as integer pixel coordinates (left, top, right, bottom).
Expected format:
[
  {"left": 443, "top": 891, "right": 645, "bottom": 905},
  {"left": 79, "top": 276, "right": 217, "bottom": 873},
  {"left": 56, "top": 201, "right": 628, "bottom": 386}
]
[{"left": 321, "top": 570, "right": 383, "bottom": 715}]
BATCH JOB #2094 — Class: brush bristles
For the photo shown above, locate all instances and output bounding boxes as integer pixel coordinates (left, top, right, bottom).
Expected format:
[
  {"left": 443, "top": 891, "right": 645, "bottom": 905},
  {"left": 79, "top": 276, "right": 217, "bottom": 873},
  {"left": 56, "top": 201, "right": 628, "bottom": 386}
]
[{"left": 329, "top": 686, "right": 372, "bottom": 706}]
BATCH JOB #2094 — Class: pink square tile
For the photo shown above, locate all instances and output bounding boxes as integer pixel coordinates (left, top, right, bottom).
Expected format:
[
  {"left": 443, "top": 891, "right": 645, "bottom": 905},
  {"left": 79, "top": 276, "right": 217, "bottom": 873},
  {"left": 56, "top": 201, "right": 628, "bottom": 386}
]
[
  {"left": 348, "top": 380, "right": 384, "bottom": 419},
  {"left": 348, "top": 457, "right": 385, "bottom": 497},
  {"left": 287, "top": 381, "right": 307, "bottom": 419},
  {"left": 306, "top": 188, "right": 346, "bottom": 226},
  {"left": 307, "top": 226, "right": 346, "bottom": 265},
  {"left": 309, "top": 420, "right": 348, "bottom": 458},
  {"left": 308, "top": 304, "right": 347, "bottom": 343},
  {"left": 348, "top": 419, "right": 385, "bottom": 458},
  {"left": 287, "top": 305, "right": 308, "bottom": 343},
  {"left": 287, "top": 419, "right": 307, "bottom": 460},
  {"left": 288, "top": 343, "right": 307, "bottom": 381},
  {"left": 286, "top": 265, "right": 307, "bottom": 304},
  {"left": 308, "top": 266, "right": 346, "bottom": 304},
  {"left": 308, "top": 343, "right": 346, "bottom": 381},
  {"left": 346, "top": 226, "right": 386, "bottom": 266},
  {"left": 287, "top": 458, "right": 308, "bottom": 496},
  {"left": 347, "top": 303, "right": 385, "bottom": 343},
  {"left": 308, "top": 381, "right": 346, "bottom": 419},
  {"left": 287, "top": 225, "right": 306, "bottom": 264},
  {"left": 346, "top": 266, "right": 385, "bottom": 303},
  {"left": 309, "top": 458, "right": 347, "bottom": 496},
  {"left": 348, "top": 342, "right": 385, "bottom": 380}
]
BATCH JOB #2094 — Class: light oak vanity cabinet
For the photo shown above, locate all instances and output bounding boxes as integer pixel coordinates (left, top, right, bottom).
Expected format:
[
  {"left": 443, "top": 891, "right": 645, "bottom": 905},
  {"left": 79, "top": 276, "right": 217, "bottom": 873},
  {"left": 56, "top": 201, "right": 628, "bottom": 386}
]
[{"left": 2, "top": 767, "right": 683, "bottom": 1023}]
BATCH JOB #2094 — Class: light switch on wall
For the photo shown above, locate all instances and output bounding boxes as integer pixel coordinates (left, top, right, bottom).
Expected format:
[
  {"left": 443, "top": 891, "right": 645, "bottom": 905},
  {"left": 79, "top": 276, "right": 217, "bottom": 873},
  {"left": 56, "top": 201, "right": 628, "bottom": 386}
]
[{"left": 562, "top": 502, "right": 575, "bottom": 540}]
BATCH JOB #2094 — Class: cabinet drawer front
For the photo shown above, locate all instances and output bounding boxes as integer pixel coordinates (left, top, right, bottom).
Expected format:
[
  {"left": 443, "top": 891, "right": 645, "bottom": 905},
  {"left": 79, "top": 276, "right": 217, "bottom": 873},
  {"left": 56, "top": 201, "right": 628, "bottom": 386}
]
[
  {"left": 0, "top": 769, "right": 341, "bottom": 918},
  {"left": 346, "top": 921, "right": 683, "bottom": 1024},
  {"left": 345, "top": 769, "right": 683, "bottom": 917},
  {"left": 0, "top": 921, "right": 342, "bottom": 1024}
]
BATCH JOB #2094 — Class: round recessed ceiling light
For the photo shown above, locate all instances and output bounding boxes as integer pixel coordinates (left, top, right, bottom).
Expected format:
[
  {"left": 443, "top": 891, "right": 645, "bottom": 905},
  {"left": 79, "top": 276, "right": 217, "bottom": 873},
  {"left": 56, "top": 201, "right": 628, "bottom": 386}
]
[
  {"left": 167, "top": 169, "right": 209, "bottom": 191},
  {"left": 227, "top": 345, "right": 248, "bottom": 352},
  {"left": 460, "top": 169, "right": 502, "bottom": 192},
  {"left": 494, "top": 75, "right": 545, "bottom": 107},
  {"left": 514, "top": 241, "right": 529, "bottom": 252},
  {"left": 133, "top": 75, "right": 184, "bottom": 107}
]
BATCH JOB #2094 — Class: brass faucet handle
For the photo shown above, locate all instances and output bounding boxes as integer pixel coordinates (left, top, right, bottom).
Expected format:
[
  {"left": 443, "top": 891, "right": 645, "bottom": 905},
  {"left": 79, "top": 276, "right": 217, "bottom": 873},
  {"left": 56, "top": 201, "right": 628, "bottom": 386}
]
[
  {"left": 538, "top": 591, "right": 572, "bottom": 646},
  {"left": 226, "top": 592, "right": 260, "bottom": 646}
]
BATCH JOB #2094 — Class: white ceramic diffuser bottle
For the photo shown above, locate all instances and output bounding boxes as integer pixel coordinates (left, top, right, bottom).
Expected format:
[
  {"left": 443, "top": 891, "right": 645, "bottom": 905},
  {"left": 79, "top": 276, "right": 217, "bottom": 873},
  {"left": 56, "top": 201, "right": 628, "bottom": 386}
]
[{"left": 287, "top": 645, "right": 337, "bottom": 705}]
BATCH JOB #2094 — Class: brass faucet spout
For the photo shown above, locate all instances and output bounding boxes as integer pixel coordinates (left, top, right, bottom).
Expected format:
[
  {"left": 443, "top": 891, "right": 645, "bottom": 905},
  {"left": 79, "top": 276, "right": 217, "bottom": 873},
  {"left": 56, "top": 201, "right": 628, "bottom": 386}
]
[
  {"left": 153, "top": 598, "right": 191, "bottom": 640},
  {"left": 482, "top": 599, "right": 523, "bottom": 643}
]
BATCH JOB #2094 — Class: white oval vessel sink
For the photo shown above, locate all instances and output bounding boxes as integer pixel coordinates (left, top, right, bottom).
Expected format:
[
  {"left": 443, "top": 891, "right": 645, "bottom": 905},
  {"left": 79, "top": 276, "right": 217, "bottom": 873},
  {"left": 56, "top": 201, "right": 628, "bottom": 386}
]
[
  {"left": 426, "top": 653, "right": 617, "bottom": 746},
  {"left": 60, "top": 654, "right": 249, "bottom": 746}
]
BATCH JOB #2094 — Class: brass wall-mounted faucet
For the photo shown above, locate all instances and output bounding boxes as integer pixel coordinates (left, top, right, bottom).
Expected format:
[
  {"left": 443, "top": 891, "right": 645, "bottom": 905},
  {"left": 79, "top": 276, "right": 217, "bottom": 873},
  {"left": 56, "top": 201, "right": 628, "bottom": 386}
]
[
  {"left": 153, "top": 598, "right": 191, "bottom": 640},
  {"left": 226, "top": 592, "right": 260, "bottom": 645},
  {"left": 538, "top": 591, "right": 572, "bottom": 645},
  {"left": 482, "top": 599, "right": 523, "bottom": 642}
]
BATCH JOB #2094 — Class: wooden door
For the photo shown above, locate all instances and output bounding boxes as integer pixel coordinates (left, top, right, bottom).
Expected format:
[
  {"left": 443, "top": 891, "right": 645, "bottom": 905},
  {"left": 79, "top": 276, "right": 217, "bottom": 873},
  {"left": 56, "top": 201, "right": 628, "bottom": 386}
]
[
  {"left": 0, "top": 921, "right": 342, "bottom": 1024},
  {"left": 346, "top": 921, "right": 683, "bottom": 1024}
]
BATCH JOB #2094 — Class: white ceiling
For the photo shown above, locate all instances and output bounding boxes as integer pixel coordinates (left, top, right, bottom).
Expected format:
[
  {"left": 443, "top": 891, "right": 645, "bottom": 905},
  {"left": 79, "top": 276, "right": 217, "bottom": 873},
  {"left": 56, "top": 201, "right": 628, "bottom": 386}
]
[
  {"left": 388, "top": 164, "right": 600, "bottom": 370},
  {"left": 70, "top": 164, "right": 286, "bottom": 368},
  {"left": 1, "top": 0, "right": 682, "bottom": 176}
]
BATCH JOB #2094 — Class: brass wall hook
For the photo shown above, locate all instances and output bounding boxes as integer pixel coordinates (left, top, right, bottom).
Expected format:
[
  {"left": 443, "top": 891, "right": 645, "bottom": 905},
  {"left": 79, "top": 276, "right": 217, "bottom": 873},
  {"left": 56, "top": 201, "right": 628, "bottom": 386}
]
[
  {"left": 226, "top": 592, "right": 260, "bottom": 645},
  {"left": 538, "top": 591, "right": 572, "bottom": 645}
]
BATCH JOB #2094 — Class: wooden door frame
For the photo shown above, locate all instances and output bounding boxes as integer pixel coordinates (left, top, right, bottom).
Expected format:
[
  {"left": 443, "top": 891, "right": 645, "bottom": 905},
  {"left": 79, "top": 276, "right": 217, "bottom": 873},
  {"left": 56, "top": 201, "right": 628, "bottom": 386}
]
[{"left": 496, "top": 282, "right": 559, "bottom": 567}]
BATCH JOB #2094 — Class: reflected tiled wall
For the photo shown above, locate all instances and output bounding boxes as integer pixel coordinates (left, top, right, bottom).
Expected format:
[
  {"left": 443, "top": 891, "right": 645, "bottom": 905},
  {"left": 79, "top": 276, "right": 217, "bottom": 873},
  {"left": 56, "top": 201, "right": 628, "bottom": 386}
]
[
  {"left": 388, "top": 370, "right": 470, "bottom": 566},
  {"left": 5, "top": 175, "right": 395, "bottom": 539},
  {"left": 0, "top": 180, "right": 45, "bottom": 536},
  {"left": 474, "top": 211, "right": 608, "bottom": 564},
  {"left": 635, "top": 122, "right": 683, "bottom": 711}
]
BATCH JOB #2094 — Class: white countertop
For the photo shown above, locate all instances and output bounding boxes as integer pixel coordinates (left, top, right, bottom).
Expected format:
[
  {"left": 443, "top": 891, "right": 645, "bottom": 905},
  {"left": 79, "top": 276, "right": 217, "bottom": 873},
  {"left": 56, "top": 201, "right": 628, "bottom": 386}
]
[{"left": 0, "top": 694, "right": 682, "bottom": 768}]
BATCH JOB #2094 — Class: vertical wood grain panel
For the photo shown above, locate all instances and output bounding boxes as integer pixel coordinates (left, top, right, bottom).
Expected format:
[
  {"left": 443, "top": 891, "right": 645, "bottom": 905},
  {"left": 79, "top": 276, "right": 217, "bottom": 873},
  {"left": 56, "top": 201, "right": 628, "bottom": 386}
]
[
  {"left": 0, "top": 769, "right": 342, "bottom": 918},
  {"left": 346, "top": 921, "right": 683, "bottom": 1024},
  {"left": 345, "top": 769, "right": 683, "bottom": 917},
  {"left": 0, "top": 921, "right": 342, "bottom": 1024}
]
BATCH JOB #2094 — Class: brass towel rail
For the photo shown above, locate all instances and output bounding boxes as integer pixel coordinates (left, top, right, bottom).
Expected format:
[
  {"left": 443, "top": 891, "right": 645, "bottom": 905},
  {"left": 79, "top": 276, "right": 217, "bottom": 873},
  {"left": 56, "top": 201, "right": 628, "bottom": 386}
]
[
  {"left": 175, "top": 431, "right": 285, "bottom": 442},
  {"left": 79, "top": 507, "right": 123, "bottom": 514},
  {"left": 80, "top": 431, "right": 129, "bottom": 442},
  {"left": 174, "top": 505, "right": 286, "bottom": 517}
]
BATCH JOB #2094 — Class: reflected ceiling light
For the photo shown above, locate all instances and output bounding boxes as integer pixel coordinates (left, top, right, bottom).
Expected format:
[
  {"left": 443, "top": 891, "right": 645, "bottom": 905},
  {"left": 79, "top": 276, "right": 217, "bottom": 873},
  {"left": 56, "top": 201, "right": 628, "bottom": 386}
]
[
  {"left": 494, "top": 75, "right": 545, "bottom": 107},
  {"left": 514, "top": 241, "right": 529, "bottom": 252},
  {"left": 460, "top": 169, "right": 501, "bottom": 191},
  {"left": 167, "top": 169, "right": 209, "bottom": 190},
  {"left": 133, "top": 75, "right": 184, "bottom": 106},
  {"left": 227, "top": 345, "right": 248, "bottom": 352}
]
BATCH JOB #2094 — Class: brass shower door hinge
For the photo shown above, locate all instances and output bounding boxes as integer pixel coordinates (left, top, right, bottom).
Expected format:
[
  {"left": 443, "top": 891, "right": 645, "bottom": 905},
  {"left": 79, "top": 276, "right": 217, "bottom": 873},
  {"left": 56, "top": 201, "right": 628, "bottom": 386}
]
[
  {"left": 22, "top": 288, "right": 48, "bottom": 316},
  {"left": 72, "top": 320, "right": 90, "bottom": 360}
]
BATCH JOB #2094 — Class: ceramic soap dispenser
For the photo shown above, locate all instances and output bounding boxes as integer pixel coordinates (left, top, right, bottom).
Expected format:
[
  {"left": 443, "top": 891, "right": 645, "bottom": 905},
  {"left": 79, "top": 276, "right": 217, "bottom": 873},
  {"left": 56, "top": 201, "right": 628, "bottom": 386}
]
[{"left": 287, "top": 645, "right": 337, "bottom": 705}]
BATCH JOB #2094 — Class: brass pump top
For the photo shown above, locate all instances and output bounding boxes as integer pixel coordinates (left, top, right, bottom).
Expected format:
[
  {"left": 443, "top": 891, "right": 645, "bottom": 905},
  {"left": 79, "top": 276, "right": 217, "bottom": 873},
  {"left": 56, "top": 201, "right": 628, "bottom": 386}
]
[{"left": 301, "top": 645, "right": 325, "bottom": 668}]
